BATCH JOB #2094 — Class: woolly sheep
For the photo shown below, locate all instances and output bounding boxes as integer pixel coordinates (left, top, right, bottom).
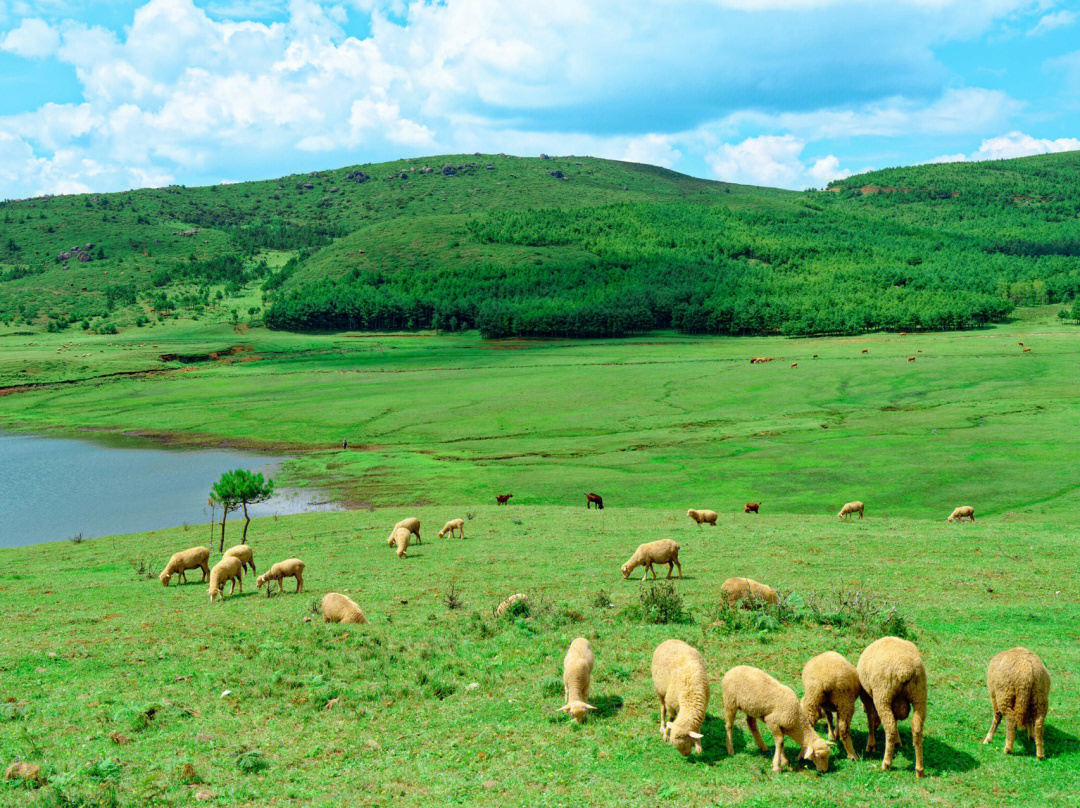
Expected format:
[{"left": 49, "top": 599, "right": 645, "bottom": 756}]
[
  {"left": 208, "top": 556, "right": 244, "bottom": 602},
  {"left": 255, "top": 558, "right": 305, "bottom": 596},
  {"left": 495, "top": 593, "right": 529, "bottom": 617},
  {"left": 947, "top": 506, "right": 975, "bottom": 523},
  {"left": 837, "top": 501, "right": 864, "bottom": 521},
  {"left": 558, "top": 637, "right": 596, "bottom": 722},
  {"left": 857, "top": 636, "right": 927, "bottom": 777},
  {"left": 686, "top": 508, "right": 718, "bottom": 526},
  {"left": 651, "top": 639, "right": 708, "bottom": 756},
  {"left": 393, "top": 517, "right": 422, "bottom": 545},
  {"left": 222, "top": 544, "right": 256, "bottom": 576},
  {"left": 983, "top": 647, "right": 1050, "bottom": 759},
  {"left": 387, "top": 526, "right": 411, "bottom": 558},
  {"left": 159, "top": 546, "right": 210, "bottom": 587},
  {"left": 321, "top": 592, "right": 369, "bottom": 625},
  {"left": 723, "top": 665, "right": 832, "bottom": 773},
  {"left": 802, "top": 651, "right": 872, "bottom": 762},
  {"left": 721, "top": 577, "right": 778, "bottom": 607},
  {"left": 621, "top": 539, "right": 681, "bottom": 581},
  {"left": 438, "top": 518, "right": 465, "bottom": 539}
]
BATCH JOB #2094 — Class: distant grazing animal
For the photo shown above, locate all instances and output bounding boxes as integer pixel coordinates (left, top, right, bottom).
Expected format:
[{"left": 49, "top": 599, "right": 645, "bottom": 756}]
[
  {"left": 159, "top": 546, "right": 210, "bottom": 587},
  {"left": 721, "top": 577, "right": 778, "bottom": 607},
  {"left": 558, "top": 638, "right": 597, "bottom": 722},
  {"left": 947, "top": 506, "right": 975, "bottom": 523},
  {"left": 1023, "top": 348, "right": 1031, "bottom": 353},
  {"left": 321, "top": 592, "right": 368, "bottom": 624},
  {"left": 790, "top": 362, "right": 798, "bottom": 368},
  {"left": 622, "top": 540, "right": 681, "bottom": 581},
  {"left": 983, "top": 647, "right": 1050, "bottom": 760},
  {"left": 496, "top": 493, "right": 513, "bottom": 505},
  {"left": 223, "top": 544, "right": 255, "bottom": 576},
  {"left": 813, "top": 354, "right": 818, "bottom": 358},
  {"left": 586, "top": 492, "right": 604, "bottom": 510},
  {"left": 393, "top": 517, "right": 421, "bottom": 545},
  {"left": 495, "top": 593, "right": 529, "bottom": 617},
  {"left": 255, "top": 558, "right": 305, "bottom": 595},
  {"left": 861, "top": 349, "right": 868, "bottom": 354},
  {"left": 208, "top": 556, "right": 244, "bottom": 602},
  {"left": 686, "top": 508, "right": 718, "bottom": 526},
  {"left": 387, "top": 526, "right": 411, "bottom": 558},
  {"left": 899, "top": 332, "right": 907, "bottom": 337},
  {"left": 838, "top": 501, "right": 864, "bottom": 521},
  {"left": 857, "top": 636, "right": 927, "bottom": 777},
  {"left": 907, "top": 356, "right": 915, "bottom": 362},
  {"left": 744, "top": 502, "right": 760, "bottom": 514},
  {"left": 438, "top": 518, "right": 465, "bottom": 538},
  {"left": 1018, "top": 342, "right": 1023, "bottom": 346},
  {"left": 652, "top": 639, "right": 708, "bottom": 756}
]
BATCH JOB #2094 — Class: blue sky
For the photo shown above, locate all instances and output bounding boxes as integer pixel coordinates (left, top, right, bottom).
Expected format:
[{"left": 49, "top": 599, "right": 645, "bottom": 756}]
[{"left": 1, "top": 0, "right": 1079, "bottom": 198}]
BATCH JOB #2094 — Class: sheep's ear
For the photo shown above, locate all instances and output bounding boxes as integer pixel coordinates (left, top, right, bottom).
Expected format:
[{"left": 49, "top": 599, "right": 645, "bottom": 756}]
[
  {"left": 584, "top": 704, "right": 597, "bottom": 711},
  {"left": 687, "top": 731, "right": 703, "bottom": 739},
  {"left": 826, "top": 740, "right": 837, "bottom": 747},
  {"left": 556, "top": 705, "right": 570, "bottom": 713}
]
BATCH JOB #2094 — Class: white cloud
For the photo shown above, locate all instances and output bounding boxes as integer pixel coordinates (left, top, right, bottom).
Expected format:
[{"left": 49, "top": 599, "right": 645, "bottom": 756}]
[
  {"left": 1028, "top": 10, "right": 1076, "bottom": 36},
  {"left": 1, "top": 17, "right": 59, "bottom": 57},
  {"left": 808, "top": 154, "right": 851, "bottom": 184},
  {"left": 929, "top": 131, "right": 1080, "bottom": 163},
  {"left": 622, "top": 134, "right": 681, "bottom": 168},
  {"left": 704, "top": 135, "right": 848, "bottom": 188}
]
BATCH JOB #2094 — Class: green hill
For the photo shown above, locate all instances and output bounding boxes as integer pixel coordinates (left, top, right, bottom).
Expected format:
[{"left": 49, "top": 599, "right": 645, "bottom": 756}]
[{"left": 2, "top": 151, "right": 1079, "bottom": 338}]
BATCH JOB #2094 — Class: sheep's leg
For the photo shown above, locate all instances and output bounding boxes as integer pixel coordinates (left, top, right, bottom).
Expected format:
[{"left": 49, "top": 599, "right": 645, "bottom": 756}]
[
  {"left": 296, "top": 572, "right": 303, "bottom": 593},
  {"left": 237, "top": 575, "right": 242, "bottom": 594},
  {"left": 1004, "top": 716, "right": 1017, "bottom": 755},
  {"left": 279, "top": 578, "right": 285, "bottom": 595},
  {"left": 769, "top": 725, "right": 786, "bottom": 772},
  {"left": 666, "top": 561, "right": 674, "bottom": 579},
  {"left": 874, "top": 696, "right": 899, "bottom": 770},
  {"left": 838, "top": 706, "right": 858, "bottom": 761},
  {"left": 658, "top": 696, "right": 668, "bottom": 739},
  {"left": 724, "top": 700, "right": 737, "bottom": 755},
  {"left": 674, "top": 557, "right": 682, "bottom": 578},
  {"left": 911, "top": 702, "right": 925, "bottom": 777},
  {"left": 201, "top": 564, "right": 209, "bottom": 581},
  {"left": 747, "top": 716, "right": 768, "bottom": 753},
  {"left": 1034, "top": 714, "right": 1046, "bottom": 760},
  {"left": 824, "top": 708, "right": 837, "bottom": 741},
  {"left": 984, "top": 711, "right": 1002, "bottom": 744}
]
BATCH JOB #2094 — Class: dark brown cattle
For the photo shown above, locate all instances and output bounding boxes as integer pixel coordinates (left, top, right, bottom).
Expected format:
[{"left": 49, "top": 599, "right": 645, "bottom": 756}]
[
  {"left": 861, "top": 349, "right": 868, "bottom": 354},
  {"left": 496, "top": 493, "right": 513, "bottom": 505},
  {"left": 585, "top": 493, "right": 604, "bottom": 510},
  {"left": 907, "top": 356, "right": 915, "bottom": 362},
  {"left": 744, "top": 503, "right": 760, "bottom": 514}
]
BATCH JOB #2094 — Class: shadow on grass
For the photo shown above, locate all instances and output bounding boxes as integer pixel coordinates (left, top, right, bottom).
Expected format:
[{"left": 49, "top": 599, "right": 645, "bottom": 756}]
[
  {"left": 851, "top": 728, "right": 979, "bottom": 774},
  {"left": 983, "top": 723, "right": 1080, "bottom": 761},
  {"left": 591, "top": 694, "right": 624, "bottom": 720}
]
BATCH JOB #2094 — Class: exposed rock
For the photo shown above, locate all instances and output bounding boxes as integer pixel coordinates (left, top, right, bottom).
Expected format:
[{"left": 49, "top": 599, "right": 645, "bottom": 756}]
[
  {"left": 442, "top": 164, "right": 456, "bottom": 176},
  {"left": 420, "top": 166, "right": 433, "bottom": 174},
  {"left": 4, "top": 762, "right": 43, "bottom": 785},
  {"left": 328, "top": 187, "right": 339, "bottom": 194},
  {"left": 108, "top": 732, "right": 130, "bottom": 745},
  {"left": 539, "top": 153, "right": 550, "bottom": 160},
  {"left": 548, "top": 170, "right": 564, "bottom": 179},
  {"left": 346, "top": 170, "right": 370, "bottom": 183},
  {"left": 194, "top": 788, "right": 216, "bottom": 801},
  {"left": 485, "top": 164, "right": 495, "bottom": 170}
]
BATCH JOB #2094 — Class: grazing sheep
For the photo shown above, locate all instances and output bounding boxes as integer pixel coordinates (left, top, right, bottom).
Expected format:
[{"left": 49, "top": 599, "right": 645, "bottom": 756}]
[
  {"left": 857, "top": 636, "right": 927, "bottom": 777},
  {"left": 495, "top": 593, "right": 528, "bottom": 617},
  {"left": 947, "top": 506, "right": 975, "bottom": 523},
  {"left": 393, "top": 517, "right": 421, "bottom": 545},
  {"left": 586, "top": 492, "right": 604, "bottom": 510},
  {"left": 558, "top": 638, "right": 596, "bottom": 722},
  {"left": 802, "top": 651, "right": 872, "bottom": 762},
  {"left": 907, "top": 356, "right": 916, "bottom": 362},
  {"left": 744, "top": 502, "right": 760, "bottom": 514},
  {"left": 438, "top": 518, "right": 465, "bottom": 539},
  {"left": 686, "top": 508, "right": 718, "bottom": 526},
  {"left": 651, "top": 639, "right": 708, "bottom": 756},
  {"left": 496, "top": 493, "right": 513, "bottom": 505},
  {"left": 837, "top": 501, "right": 864, "bottom": 521},
  {"left": 1023, "top": 347, "right": 1031, "bottom": 353},
  {"left": 723, "top": 665, "right": 832, "bottom": 773},
  {"left": 321, "top": 592, "right": 369, "bottom": 625},
  {"left": 4, "top": 761, "right": 43, "bottom": 785},
  {"left": 721, "top": 577, "right": 778, "bottom": 607},
  {"left": 159, "top": 546, "right": 211, "bottom": 587},
  {"left": 983, "top": 648, "right": 1050, "bottom": 759},
  {"left": 387, "top": 526, "right": 411, "bottom": 558},
  {"left": 621, "top": 540, "right": 682, "bottom": 581},
  {"left": 223, "top": 544, "right": 255, "bottom": 576},
  {"left": 208, "top": 556, "right": 244, "bottom": 602},
  {"left": 255, "top": 558, "right": 305, "bottom": 595},
  {"left": 791, "top": 362, "right": 798, "bottom": 368}
]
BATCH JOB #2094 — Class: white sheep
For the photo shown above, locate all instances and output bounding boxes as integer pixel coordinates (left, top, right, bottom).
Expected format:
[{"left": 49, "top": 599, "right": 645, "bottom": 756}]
[
  {"left": 321, "top": 592, "right": 369, "bottom": 624},
  {"left": 393, "top": 517, "right": 422, "bottom": 545},
  {"left": 159, "top": 546, "right": 211, "bottom": 587},
  {"left": 720, "top": 577, "right": 778, "bottom": 607},
  {"left": 686, "top": 508, "right": 719, "bottom": 526},
  {"left": 838, "top": 501, "right": 865, "bottom": 520},
  {"left": 255, "top": 558, "right": 305, "bottom": 596},
  {"left": 558, "top": 638, "right": 596, "bottom": 722},
  {"left": 651, "top": 639, "right": 708, "bottom": 756},
  {"left": 222, "top": 544, "right": 256, "bottom": 576},
  {"left": 387, "top": 526, "right": 410, "bottom": 558},
  {"left": 857, "top": 636, "right": 927, "bottom": 777},
  {"left": 621, "top": 540, "right": 681, "bottom": 581},
  {"left": 723, "top": 665, "right": 833, "bottom": 772},
  {"left": 947, "top": 506, "right": 975, "bottom": 522},
  {"left": 983, "top": 647, "right": 1050, "bottom": 759},
  {"left": 801, "top": 651, "right": 871, "bottom": 762},
  {"left": 495, "top": 593, "right": 529, "bottom": 618},
  {"left": 438, "top": 518, "right": 465, "bottom": 539},
  {"left": 207, "top": 556, "right": 244, "bottom": 602}
]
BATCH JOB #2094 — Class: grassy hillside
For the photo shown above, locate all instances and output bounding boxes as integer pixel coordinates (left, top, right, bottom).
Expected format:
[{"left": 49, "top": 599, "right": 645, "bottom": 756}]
[
  {"left": 3, "top": 152, "right": 1080, "bottom": 339},
  {"left": 1, "top": 506, "right": 1076, "bottom": 807}
]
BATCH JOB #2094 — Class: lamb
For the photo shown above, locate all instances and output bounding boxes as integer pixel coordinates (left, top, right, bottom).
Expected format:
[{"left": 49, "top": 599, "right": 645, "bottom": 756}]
[
  {"left": 159, "top": 546, "right": 210, "bottom": 587},
  {"left": 621, "top": 539, "right": 681, "bottom": 581},
  {"left": 393, "top": 517, "right": 421, "bottom": 544},
  {"left": 983, "top": 647, "right": 1050, "bottom": 759},
  {"left": 223, "top": 544, "right": 256, "bottom": 576},
  {"left": 686, "top": 508, "right": 718, "bottom": 526},
  {"left": 721, "top": 577, "right": 778, "bottom": 607},
  {"left": 387, "top": 526, "right": 411, "bottom": 558},
  {"left": 651, "top": 639, "right": 708, "bottom": 756},
  {"left": 255, "top": 558, "right": 305, "bottom": 596},
  {"left": 801, "top": 651, "right": 872, "bottom": 762},
  {"left": 557, "top": 638, "right": 596, "bottom": 722},
  {"left": 438, "top": 518, "right": 465, "bottom": 539},
  {"left": 744, "top": 502, "right": 760, "bottom": 514},
  {"left": 947, "top": 506, "right": 975, "bottom": 522},
  {"left": 207, "top": 556, "right": 244, "bottom": 602},
  {"left": 857, "top": 636, "right": 927, "bottom": 777},
  {"left": 837, "top": 501, "right": 864, "bottom": 520},
  {"left": 321, "top": 592, "right": 369, "bottom": 625},
  {"left": 495, "top": 593, "right": 529, "bottom": 617},
  {"left": 723, "top": 665, "right": 832, "bottom": 773}
]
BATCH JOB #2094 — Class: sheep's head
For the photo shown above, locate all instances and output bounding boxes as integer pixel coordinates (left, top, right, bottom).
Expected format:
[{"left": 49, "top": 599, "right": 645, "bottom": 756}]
[
  {"left": 669, "top": 728, "right": 704, "bottom": 756},
  {"left": 256, "top": 574, "right": 267, "bottom": 589},
  {"left": 159, "top": 571, "right": 172, "bottom": 587},
  {"left": 438, "top": 529, "right": 448, "bottom": 538},
  {"left": 686, "top": 509, "right": 696, "bottom": 519},
  {"left": 620, "top": 563, "right": 632, "bottom": 579},
  {"left": 801, "top": 737, "right": 833, "bottom": 772},
  {"left": 208, "top": 586, "right": 221, "bottom": 602},
  {"left": 558, "top": 701, "right": 597, "bottom": 723}
]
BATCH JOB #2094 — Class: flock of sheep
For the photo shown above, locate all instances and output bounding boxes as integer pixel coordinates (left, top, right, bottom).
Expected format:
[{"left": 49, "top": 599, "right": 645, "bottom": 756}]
[{"left": 155, "top": 506, "right": 1049, "bottom": 777}]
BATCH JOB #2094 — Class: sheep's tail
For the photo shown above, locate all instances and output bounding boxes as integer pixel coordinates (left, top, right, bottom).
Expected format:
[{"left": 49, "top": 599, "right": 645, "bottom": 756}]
[{"left": 1013, "top": 659, "right": 1035, "bottom": 728}]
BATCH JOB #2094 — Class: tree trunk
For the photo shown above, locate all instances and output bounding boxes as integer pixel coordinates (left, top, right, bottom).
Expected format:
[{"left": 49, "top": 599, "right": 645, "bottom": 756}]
[
  {"left": 241, "top": 501, "right": 250, "bottom": 544},
  {"left": 219, "top": 509, "right": 228, "bottom": 553}
]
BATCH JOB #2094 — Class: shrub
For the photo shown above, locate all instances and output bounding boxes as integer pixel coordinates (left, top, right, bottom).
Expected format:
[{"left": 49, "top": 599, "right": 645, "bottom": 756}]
[
  {"left": 638, "top": 581, "right": 690, "bottom": 625},
  {"left": 591, "top": 588, "right": 613, "bottom": 609},
  {"left": 442, "top": 584, "right": 464, "bottom": 611},
  {"left": 234, "top": 750, "right": 268, "bottom": 774}
]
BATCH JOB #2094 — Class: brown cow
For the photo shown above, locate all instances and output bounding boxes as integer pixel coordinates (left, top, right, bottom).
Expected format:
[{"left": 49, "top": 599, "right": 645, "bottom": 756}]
[
  {"left": 861, "top": 349, "right": 868, "bottom": 354},
  {"left": 790, "top": 362, "right": 798, "bottom": 368},
  {"left": 496, "top": 493, "right": 513, "bottom": 505},
  {"left": 907, "top": 356, "right": 915, "bottom": 362},
  {"left": 585, "top": 492, "right": 604, "bottom": 510},
  {"left": 744, "top": 503, "right": 760, "bottom": 514},
  {"left": 1023, "top": 347, "right": 1031, "bottom": 353},
  {"left": 1018, "top": 342, "right": 1024, "bottom": 346}
]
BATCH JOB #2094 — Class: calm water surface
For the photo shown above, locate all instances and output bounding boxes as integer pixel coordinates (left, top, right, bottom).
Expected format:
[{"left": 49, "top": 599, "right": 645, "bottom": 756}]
[{"left": 0, "top": 432, "right": 340, "bottom": 547}]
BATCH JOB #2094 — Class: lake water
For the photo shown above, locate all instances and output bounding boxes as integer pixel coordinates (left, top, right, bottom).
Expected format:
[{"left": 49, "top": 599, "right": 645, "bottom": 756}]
[{"left": 0, "top": 432, "right": 340, "bottom": 548}]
